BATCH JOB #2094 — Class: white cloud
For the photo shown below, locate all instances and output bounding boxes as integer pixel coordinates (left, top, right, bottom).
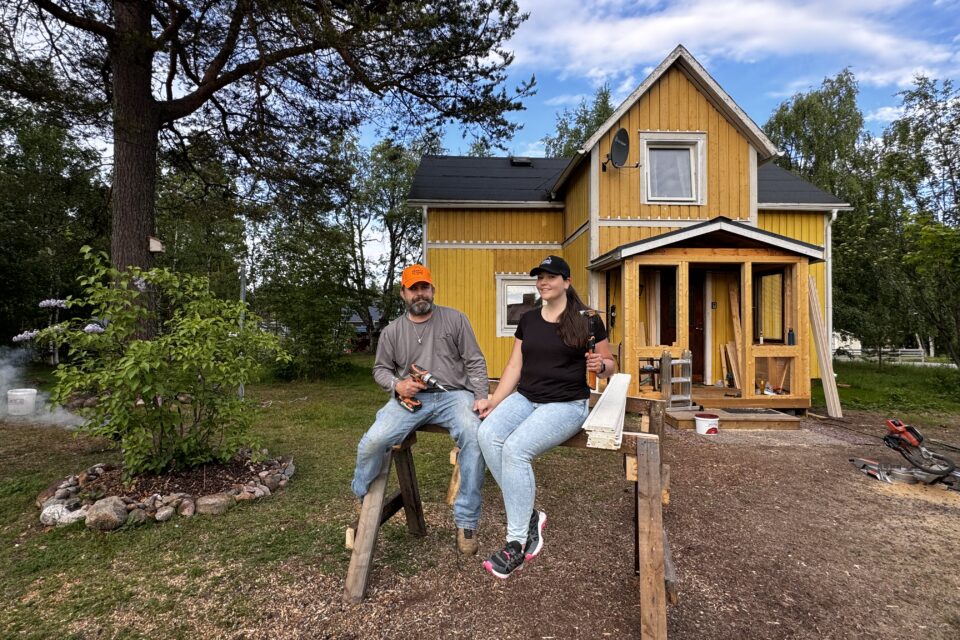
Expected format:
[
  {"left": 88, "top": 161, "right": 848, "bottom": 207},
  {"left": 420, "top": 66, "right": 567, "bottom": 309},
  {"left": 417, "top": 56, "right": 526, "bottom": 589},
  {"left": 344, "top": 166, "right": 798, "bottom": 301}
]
[
  {"left": 514, "top": 139, "right": 546, "bottom": 157},
  {"left": 544, "top": 93, "right": 589, "bottom": 106},
  {"left": 511, "top": 1, "right": 959, "bottom": 89},
  {"left": 865, "top": 105, "right": 905, "bottom": 122}
]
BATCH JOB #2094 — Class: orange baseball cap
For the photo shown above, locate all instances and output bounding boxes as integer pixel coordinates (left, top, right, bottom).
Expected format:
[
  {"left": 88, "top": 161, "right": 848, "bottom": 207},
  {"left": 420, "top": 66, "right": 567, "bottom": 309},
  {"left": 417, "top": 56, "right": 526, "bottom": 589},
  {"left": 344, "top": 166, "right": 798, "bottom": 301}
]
[{"left": 401, "top": 264, "right": 433, "bottom": 288}]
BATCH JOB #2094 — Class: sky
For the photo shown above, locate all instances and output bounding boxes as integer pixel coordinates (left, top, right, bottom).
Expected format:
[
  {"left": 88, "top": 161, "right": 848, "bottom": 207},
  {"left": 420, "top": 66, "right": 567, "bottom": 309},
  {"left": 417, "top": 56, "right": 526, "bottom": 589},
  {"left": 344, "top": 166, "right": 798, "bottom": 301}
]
[{"left": 442, "top": 0, "right": 960, "bottom": 157}]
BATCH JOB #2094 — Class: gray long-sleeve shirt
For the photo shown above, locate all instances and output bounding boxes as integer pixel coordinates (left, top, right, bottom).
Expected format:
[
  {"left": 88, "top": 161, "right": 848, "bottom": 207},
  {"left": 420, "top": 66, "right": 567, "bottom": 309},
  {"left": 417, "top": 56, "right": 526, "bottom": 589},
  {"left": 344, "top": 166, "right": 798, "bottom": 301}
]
[{"left": 373, "top": 305, "right": 489, "bottom": 401}]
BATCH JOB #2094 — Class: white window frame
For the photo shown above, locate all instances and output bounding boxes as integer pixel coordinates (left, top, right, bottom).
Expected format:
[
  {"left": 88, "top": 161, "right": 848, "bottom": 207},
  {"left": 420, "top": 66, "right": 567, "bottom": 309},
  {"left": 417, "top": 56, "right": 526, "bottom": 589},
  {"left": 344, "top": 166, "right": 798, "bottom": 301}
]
[
  {"left": 639, "top": 131, "right": 707, "bottom": 206},
  {"left": 496, "top": 274, "right": 539, "bottom": 337}
]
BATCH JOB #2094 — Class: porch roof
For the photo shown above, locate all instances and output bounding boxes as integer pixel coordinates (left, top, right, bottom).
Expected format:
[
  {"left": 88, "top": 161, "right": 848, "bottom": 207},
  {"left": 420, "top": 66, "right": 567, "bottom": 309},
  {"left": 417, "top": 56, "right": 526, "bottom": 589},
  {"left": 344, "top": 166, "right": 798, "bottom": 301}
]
[{"left": 589, "top": 216, "right": 824, "bottom": 270}]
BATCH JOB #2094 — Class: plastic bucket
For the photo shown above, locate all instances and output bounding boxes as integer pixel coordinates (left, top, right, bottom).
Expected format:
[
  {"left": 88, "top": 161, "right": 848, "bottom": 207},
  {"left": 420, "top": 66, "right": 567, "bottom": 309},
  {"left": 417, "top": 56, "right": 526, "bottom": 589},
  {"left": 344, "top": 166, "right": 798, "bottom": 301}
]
[
  {"left": 6, "top": 389, "right": 37, "bottom": 416},
  {"left": 694, "top": 412, "right": 719, "bottom": 435}
]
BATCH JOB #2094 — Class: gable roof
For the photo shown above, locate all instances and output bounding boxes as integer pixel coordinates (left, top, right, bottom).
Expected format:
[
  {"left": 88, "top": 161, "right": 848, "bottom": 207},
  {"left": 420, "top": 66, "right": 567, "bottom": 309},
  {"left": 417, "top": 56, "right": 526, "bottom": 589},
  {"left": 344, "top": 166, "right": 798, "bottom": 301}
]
[
  {"left": 589, "top": 216, "right": 824, "bottom": 270},
  {"left": 408, "top": 155, "right": 567, "bottom": 207},
  {"left": 552, "top": 44, "right": 781, "bottom": 195},
  {"left": 409, "top": 155, "right": 847, "bottom": 210},
  {"left": 758, "top": 163, "right": 850, "bottom": 209}
]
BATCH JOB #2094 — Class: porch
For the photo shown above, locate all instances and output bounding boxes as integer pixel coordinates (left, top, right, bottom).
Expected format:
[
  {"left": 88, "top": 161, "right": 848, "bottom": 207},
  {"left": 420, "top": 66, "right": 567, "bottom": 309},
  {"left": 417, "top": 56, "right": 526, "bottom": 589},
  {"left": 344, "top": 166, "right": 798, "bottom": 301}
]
[{"left": 594, "top": 218, "right": 821, "bottom": 411}]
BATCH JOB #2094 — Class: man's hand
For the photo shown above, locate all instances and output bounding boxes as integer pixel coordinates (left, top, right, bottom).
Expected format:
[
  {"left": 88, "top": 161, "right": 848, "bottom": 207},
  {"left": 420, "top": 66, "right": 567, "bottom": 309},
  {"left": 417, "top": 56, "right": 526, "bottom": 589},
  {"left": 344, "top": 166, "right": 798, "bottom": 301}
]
[
  {"left": 395, "top": 377, "right": 426, "bottom": 398},
  {"left": 475, "top": 397, "right": 495, "bottom": 419}
]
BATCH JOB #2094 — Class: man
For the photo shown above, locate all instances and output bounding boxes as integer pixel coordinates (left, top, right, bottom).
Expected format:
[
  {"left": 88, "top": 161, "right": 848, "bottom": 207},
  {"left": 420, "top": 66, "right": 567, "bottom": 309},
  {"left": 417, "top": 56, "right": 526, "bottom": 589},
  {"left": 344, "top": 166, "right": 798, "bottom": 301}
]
[{"left": 351, "top": 264, "right": 489, "bottom": 555}]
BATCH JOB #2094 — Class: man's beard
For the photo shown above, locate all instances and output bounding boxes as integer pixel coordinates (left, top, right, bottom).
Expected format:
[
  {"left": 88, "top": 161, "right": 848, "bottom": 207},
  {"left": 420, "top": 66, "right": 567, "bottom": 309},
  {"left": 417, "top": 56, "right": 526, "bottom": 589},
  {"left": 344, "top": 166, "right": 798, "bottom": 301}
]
[{"left": 408, "top": 298, "right": 434, "bottom": 317}]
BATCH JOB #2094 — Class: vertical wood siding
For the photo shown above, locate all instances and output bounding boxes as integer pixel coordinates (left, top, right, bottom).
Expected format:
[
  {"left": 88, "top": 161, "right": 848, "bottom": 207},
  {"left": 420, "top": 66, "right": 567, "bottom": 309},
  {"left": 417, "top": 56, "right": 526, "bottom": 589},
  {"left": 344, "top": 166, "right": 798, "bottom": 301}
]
[
  {"left": 427, "top": 247, "right": 558, "bottom": 376},
  {"left": 597, "top": 66, "right": 751, "bottom": 221},
  {"left": 599, "top": 226, "right": 680, "bottom": 255},
  {"left": 758, "top": 210, "right": 828, "bottom": 378},
  {"left": 564, "top": 162, "right": 590, "bottom": 238},
  {"left": 428, "top": 209, "right": 563, "bottom": 242}
]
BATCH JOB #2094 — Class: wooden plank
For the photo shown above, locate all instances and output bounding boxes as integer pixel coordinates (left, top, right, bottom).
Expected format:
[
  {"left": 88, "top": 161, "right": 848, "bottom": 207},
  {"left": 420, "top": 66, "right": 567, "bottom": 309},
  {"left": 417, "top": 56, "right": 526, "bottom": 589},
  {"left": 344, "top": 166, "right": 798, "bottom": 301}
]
[
  {"left": 725, "top": 342, "right": 742, "bottom": 390},
  {"left": 582, "top": 373, "right": 631, "bottom": 450},
  {"left": 660, "top": 351, "right": 672, "bottom": 401},
  {"left": 445, "top": 447, "right": 460, "bottom": 506},
  {"left": 394, "top": 446, "right": 427, "bottom": 537},
  {"left": 344, "top": 450, "right": 393, "bottom": 604},
  {"left": 809, "top": 276, "right": 843, "bottom": 417},
  {"left": 728, "top": 285, "right": 743, "bottom": 357},
  {"left": 719, "top": 343, "right": 729, "bottom": 384},
  {"left": 636, "top": 437, "right": 667, "bottom": 639},
  {"left": 625, "top": 454, "right": 638, "bottom": 482}
]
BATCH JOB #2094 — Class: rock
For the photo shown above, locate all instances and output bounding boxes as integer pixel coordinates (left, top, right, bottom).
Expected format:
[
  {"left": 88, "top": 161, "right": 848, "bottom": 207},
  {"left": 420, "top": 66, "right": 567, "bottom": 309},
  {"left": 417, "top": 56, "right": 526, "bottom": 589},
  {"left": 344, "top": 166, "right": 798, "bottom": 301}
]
[
  {"left": 35, "top": 479, "right": 62, "bottom": 508},
  {"left": 42, "top": 497, "right": 69, "bottom": 511},
  {"left": 78, "top": 471, "right": 89, "bottom": 486},
  {"left": 58, "top": 506, "right": 88, "bottom": 527},
  {"left": 85, "top": 496, "right": 129, "bottom": 531},
  {"left": 121, "top": 496, "right": 136, "bottom": 504},
  {"left": 235, "top": 491, "right": 254, "bottom": 501},
  {"left": 126, "top": 508, "right": 147, "bottom": 526},
  {"left": 282, "top": 460, "right": 295, "bottom": 479},
  {"left": 40, "top": 504, "right": 69, "bottom": 526},
  {"left": 196, "top": 493, "right": 233, "bottom": 515},
  {"left": 279, "top": 479, "right": 288, "bottom": 488},
  {"left": 54, "top": 488, "right": 74, "bottom": 500},
  {"left": 177, "top": 500, "right": 195, "bottom": 517},
  {"left": 155, "top": 506, "right": 175, "bottom": 522},
  {"left": 126, "top": 503, "right": 137, "bottom": 511},
  {"left": 263, "top": 475, "right": 281, "bottom": 492},
  {"left": 258, "top": 484, "right": 271, "bottom": 497}
]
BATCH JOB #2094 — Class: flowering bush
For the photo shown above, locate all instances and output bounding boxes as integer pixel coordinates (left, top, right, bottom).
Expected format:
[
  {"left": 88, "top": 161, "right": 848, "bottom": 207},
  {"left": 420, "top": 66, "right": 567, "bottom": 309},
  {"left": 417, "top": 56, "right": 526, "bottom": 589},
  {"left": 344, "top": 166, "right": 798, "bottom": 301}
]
[{"left": 36, "top": 247, "right": 288, "bottom": 479}]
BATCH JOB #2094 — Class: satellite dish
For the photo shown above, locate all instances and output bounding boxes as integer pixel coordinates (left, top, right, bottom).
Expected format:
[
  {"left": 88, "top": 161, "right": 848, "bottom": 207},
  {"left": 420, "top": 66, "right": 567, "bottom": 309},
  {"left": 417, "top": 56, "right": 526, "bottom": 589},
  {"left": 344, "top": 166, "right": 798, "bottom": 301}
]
[{"left": 610, "top": 128, "right": 630, "bottom": 168}]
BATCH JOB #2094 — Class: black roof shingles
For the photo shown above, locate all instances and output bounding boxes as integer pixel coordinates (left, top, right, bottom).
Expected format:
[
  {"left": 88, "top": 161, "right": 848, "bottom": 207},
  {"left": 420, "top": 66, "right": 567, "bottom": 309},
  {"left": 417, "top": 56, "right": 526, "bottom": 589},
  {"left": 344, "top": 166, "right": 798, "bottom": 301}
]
[
  {"left": 408, "top": 155, "right": 569, "bottom": 203},
  {"left": 409, "top": 155, "right": 846, "bottom": 207}
]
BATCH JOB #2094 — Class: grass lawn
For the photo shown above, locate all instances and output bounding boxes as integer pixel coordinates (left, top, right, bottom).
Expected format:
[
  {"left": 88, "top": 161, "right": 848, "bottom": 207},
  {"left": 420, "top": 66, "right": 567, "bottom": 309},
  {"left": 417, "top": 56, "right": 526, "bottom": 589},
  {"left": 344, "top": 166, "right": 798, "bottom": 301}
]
[
  {"left": 0, "top": 354, "right": 473, "bottom": 638},
  {"left": 814, "top": 360, "right": 960, "bottom": 425},
  {"left": 1, "top": 355, "right": 958, "bottom": 638}
]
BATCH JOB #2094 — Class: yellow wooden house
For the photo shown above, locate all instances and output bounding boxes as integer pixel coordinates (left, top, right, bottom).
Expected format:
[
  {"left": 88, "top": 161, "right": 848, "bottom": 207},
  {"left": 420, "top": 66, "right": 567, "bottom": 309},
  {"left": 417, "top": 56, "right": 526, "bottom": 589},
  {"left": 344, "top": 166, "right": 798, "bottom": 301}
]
[{"left": 408, "top": 45, "right": 850, "bottom": 409}]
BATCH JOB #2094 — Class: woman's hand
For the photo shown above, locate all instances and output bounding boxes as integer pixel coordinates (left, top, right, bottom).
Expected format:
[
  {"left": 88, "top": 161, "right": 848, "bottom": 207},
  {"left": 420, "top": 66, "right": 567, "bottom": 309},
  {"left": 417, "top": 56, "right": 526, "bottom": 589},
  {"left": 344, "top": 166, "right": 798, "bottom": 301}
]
[
  {"left": 585, "top": 351, "right": 605, "bottom": 373},
  {"left": 475, "top": 397, "right": 496, "bottom": 419}
]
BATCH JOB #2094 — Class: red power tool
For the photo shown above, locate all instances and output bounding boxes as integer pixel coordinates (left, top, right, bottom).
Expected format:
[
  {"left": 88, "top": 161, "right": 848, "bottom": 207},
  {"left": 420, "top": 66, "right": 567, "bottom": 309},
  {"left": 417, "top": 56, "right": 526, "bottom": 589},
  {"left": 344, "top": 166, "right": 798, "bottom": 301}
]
[
  {"left": 395, "top": 363, "right": 448, "bottom": 412},
  {"left": 850, "top": 418, "right": 958, "bottom": 489}
]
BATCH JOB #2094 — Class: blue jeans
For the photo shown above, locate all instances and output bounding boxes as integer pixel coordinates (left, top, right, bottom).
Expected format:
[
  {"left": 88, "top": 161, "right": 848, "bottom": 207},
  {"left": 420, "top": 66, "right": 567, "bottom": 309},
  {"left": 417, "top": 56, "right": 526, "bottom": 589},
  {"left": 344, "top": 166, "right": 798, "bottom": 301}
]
[
  {"left": 352, "top": 390, "right": 484, "bottom": 530},
  {"left": 478, "top": 392, "right": 589, "bottom": 544}
]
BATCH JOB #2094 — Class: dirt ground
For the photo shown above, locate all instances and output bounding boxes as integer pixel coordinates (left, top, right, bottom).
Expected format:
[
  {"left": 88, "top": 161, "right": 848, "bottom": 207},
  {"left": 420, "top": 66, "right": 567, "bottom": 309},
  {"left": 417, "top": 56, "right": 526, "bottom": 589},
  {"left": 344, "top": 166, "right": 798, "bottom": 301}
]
[{"left": 265, "top": 410, "right": 960, "bottom": 640}]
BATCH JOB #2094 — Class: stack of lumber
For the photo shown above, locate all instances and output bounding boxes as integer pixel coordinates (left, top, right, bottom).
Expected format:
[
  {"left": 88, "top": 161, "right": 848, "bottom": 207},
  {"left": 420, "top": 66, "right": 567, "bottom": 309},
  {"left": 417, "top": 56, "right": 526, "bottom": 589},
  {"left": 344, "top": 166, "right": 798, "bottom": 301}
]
[{"left": 581, "top": 373, "right": 632, "bottom": 450}]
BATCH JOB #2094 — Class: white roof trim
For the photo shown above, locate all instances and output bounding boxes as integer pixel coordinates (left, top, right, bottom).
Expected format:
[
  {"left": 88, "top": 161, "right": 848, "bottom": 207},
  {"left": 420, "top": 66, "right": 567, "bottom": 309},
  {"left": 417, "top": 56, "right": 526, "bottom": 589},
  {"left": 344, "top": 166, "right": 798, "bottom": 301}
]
[
  {"left": 580, "top": 45, "right": 779, "bottom": 162},
  {"left": 589, "top": 217, "right": 823, "bottom": 270},
  {"left": 758, "top": 203, "right": 853, "bottom": 211}
]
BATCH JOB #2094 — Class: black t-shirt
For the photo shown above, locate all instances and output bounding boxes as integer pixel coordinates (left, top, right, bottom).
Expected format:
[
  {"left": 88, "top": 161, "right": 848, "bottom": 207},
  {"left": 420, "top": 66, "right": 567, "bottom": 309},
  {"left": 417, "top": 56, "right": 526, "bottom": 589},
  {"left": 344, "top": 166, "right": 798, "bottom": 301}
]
[{"left": 515, "top": 309, "right": 608, "bottom": 403}]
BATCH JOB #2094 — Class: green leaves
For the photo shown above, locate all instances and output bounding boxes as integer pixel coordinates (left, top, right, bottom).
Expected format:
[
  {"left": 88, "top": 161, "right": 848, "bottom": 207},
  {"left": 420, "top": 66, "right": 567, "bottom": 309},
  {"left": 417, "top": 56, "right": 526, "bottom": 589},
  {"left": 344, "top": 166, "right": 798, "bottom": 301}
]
[{"left": 36, "top": 252, "right": 286, "bottom": 480}]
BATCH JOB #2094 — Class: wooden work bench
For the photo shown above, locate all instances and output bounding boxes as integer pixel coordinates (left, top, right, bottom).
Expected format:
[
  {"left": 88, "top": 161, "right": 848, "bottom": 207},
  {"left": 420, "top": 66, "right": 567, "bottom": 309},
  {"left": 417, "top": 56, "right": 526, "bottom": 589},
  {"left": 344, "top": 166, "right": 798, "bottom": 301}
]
[{"left": 343, "top": 395, "right": 674, "bottom": 640}]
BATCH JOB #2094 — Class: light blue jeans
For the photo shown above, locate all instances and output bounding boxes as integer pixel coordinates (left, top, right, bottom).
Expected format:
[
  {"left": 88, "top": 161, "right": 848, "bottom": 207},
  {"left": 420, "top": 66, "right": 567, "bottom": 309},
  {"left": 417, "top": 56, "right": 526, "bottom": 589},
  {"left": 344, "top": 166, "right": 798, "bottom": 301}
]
[
  {"left": 478, "top": 392, "right": 590, "bottom": 544},
  {"left": 352, "top": 390, "right": 484, "bottom": 530}
]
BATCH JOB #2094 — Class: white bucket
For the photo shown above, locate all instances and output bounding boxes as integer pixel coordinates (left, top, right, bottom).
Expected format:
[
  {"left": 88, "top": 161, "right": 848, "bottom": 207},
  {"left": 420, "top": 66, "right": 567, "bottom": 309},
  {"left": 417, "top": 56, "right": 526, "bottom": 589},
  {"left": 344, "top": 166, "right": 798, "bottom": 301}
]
[
  {"left": 694, "top": 412, "right": 719, "bottom": 435},
  {"left": 7, "top": 388, "right": 38, "bottom": 416}
]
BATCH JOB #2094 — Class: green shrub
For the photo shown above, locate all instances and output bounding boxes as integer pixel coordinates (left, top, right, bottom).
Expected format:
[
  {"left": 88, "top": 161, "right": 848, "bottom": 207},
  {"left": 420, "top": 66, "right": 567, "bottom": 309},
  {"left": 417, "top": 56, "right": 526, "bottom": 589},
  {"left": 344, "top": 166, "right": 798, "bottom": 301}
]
[{"left": 38, "top": 248, "right": 288, "bottom": 479}]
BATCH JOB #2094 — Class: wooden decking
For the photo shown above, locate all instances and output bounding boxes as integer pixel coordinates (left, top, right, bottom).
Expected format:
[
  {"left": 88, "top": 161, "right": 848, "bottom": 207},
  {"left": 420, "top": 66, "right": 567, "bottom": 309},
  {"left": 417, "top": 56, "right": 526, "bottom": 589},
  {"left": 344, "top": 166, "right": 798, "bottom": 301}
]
[{"left": 666, "top": 407, "right": 801, "bottom": 430}]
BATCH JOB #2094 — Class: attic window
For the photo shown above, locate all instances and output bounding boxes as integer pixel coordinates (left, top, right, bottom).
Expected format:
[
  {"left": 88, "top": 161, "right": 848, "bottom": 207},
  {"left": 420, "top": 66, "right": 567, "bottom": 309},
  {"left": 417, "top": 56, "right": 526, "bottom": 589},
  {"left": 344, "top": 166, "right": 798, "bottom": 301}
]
[
  {"left": 639, "top": 132, "right": 707, "bottom": 205},
  {"left": 510, "top": 156, "right": 533, "bottom": 167}
]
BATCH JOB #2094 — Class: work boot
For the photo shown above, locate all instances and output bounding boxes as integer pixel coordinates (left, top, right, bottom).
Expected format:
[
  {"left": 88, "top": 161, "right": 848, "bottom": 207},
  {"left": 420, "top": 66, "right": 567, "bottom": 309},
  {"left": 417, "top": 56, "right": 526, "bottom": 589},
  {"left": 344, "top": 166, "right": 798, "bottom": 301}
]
[
  {"left": 457, "top": 527, "right": 479, "bottom": 555},
  {"left": 483, "top": 541, "right": 524, "bottom": 579}
]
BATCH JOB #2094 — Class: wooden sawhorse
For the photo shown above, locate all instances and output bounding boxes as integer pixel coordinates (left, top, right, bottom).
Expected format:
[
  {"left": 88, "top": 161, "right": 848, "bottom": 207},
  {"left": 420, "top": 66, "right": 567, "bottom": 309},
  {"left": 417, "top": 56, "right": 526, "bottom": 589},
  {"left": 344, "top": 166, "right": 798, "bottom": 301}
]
[{"left": 342, "top": 399, "right": 674, "bottom": 639}]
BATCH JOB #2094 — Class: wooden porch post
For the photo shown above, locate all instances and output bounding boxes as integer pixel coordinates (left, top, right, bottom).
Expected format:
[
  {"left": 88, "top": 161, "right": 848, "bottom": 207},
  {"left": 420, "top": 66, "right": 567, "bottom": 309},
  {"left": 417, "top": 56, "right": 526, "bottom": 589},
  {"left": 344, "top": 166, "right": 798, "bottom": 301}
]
[
  {"left": 622, "top": 258, "right": 640, "bottom": 396},
  {"left": 741, "top": 261, "right": 754, "bottom": 399},
  {"left": 797, "top": 260, "right": 812, "bottom": 398}
]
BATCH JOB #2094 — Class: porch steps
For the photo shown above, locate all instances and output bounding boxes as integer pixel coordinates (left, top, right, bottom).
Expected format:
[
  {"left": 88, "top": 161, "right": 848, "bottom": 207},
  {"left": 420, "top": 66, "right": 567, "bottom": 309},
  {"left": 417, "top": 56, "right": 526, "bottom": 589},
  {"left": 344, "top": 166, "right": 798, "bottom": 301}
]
[{"left": 666, "top": 407, "right": 801, "bottom": 431}]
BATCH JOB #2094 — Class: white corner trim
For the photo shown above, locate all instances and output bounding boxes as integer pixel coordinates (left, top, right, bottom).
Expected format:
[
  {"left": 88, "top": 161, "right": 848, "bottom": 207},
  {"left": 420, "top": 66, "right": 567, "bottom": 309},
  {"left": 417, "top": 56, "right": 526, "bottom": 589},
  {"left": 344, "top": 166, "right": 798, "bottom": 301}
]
[
  {"left": 563, "top": 220, "right": 590, "bottom": 247},
  {"left": 749, "top": 146, "right": 758, "bottom": 227},
  {"left": 421, "top": 205, "right": 429, "bottom": 265}
]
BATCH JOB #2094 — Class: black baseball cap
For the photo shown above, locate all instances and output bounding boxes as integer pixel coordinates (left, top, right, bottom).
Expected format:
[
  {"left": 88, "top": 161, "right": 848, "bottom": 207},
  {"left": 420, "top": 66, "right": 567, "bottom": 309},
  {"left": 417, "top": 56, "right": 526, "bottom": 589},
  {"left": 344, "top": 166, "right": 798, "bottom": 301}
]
[{"left": 529, "top": 255, "right": 571, "bottom": 279}]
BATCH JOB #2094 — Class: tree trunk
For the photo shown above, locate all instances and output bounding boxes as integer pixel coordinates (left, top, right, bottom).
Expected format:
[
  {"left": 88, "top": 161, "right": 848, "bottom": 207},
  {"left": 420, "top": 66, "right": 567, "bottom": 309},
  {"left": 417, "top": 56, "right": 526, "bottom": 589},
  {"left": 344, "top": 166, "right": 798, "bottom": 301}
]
[{"left": 110, "top": 0, "right": 160, "bottom": 272}]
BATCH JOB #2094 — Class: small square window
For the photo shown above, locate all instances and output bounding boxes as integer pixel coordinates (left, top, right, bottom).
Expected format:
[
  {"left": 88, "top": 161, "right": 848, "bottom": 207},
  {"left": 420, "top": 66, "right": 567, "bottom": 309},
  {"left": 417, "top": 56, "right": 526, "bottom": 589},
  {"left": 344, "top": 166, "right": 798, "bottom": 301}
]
[
  {"left": 649, "top": 147, "right": 694, "bottom": 199},
  {"left": 496, "top": 274, "right": 540, "bottom": 336},
  {"left": 640, "top": 132, "right": 707, "bottom": 205}
]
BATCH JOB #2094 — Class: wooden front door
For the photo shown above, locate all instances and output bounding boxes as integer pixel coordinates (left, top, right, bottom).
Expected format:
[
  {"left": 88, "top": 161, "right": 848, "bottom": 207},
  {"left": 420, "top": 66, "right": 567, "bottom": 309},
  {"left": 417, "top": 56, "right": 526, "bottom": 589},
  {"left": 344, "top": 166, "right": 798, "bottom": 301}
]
[{"left": 689, "top": 270, "right": 705, "bottom": 382}]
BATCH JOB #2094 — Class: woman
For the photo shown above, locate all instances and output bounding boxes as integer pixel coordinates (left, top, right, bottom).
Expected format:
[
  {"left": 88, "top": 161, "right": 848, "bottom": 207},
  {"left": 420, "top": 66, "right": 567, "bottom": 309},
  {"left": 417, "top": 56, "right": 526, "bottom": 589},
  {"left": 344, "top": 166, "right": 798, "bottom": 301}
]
[{"left": 477, "top": 255, "right": 616, "bottom": 579}]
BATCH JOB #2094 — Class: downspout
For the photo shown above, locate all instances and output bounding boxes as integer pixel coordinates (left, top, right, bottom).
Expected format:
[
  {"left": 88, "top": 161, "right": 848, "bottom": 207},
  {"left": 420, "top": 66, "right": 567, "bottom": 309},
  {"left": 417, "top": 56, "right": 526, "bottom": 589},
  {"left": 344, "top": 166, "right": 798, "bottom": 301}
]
[{"left": 826, "top": 209, "right": 838, "bottom": 353}]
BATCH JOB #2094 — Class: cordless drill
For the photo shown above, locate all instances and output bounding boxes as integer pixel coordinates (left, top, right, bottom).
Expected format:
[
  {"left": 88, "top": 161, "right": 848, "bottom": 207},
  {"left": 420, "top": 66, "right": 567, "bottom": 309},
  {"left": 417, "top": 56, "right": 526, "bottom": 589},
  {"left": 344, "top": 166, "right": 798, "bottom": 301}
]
[{"left": 395, "top": 363, "right": 448, "bottom": 412}]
